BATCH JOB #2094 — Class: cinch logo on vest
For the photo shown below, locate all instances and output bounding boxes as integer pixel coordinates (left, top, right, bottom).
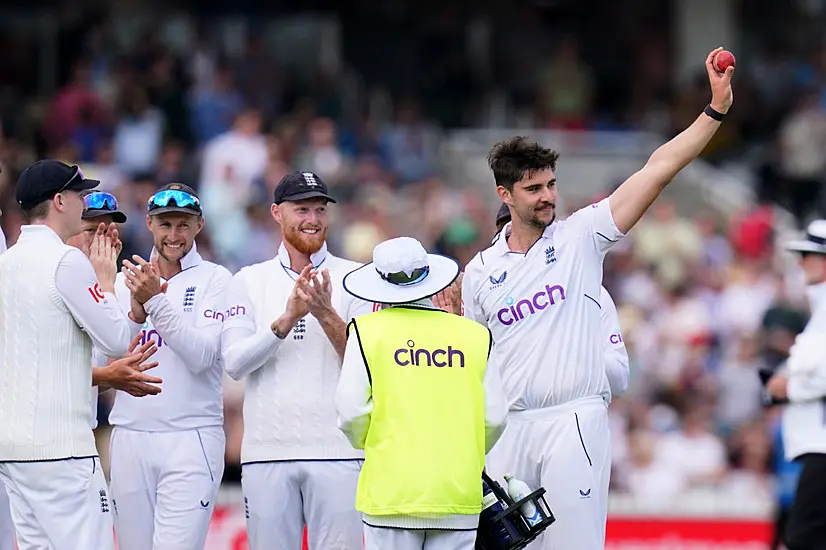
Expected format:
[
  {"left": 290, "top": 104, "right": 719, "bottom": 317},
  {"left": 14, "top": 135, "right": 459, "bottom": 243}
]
[
  {"left": 394, "top": 340, "right": 465, "bottom": 368},
  {"left": 203, "top": 305, "right": 246, "bottom": 322},
  {"left": 609, "top": 331, "right": 623, "bottom": 345},
  {"left": 497, "top": 284, "right": 566, "bottom": 326},
  {"left": 139, "top": 323, "right": 165, "bottom": 348}
]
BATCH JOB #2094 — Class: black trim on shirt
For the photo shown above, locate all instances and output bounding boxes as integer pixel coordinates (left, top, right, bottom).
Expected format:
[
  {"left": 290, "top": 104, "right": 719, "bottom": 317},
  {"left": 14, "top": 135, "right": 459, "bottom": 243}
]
[
  {"left": 0, "top": 454, "right": 98, "bottom": 464},
  {"left": 584, "top": 293, "right": 601, "bottom": 309},
  {"left": 486, "top": 328, "right": 493, "bottom": 360},
  {"left": 349, "top": 318, "right": 372, "bottom": 386}
]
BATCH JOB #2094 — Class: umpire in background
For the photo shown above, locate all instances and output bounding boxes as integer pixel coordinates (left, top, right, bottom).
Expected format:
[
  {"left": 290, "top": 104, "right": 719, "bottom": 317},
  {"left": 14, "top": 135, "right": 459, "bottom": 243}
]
[{"left": 767, "top": 219, "right": 826, "bottom": 550}]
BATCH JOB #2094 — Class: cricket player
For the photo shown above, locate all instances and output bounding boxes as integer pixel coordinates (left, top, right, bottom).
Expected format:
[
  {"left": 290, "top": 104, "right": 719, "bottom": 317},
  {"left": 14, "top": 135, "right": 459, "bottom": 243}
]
[
  {"left": 107, "top": 183, "right": 231, "bottom": 550},
  {"left": 493, "top": 203, "right": 631, "bottom": 404},
  {"left": 0, "top": 160, "right": 136, "bottom": 550},
  {"left": 766, "top": 220, "right": 826, "bottom": 549},
  {"left": 337, "top": 236, "right": 508, "bottom": 550},
  {"left": 222, "top": 171, "right": 374, "bottom": 549},
  {"left": 462, "top": 49, "right": 734, "bottom": 549},
  {"left": 67, "top": 192, "right": 164, "bottom": 420}
]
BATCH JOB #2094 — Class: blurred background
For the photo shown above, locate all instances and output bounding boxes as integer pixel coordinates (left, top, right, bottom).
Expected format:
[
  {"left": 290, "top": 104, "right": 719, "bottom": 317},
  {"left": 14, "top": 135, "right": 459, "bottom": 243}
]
[{"left": 2, "top": 0, "right": 826, "bottom": 547}]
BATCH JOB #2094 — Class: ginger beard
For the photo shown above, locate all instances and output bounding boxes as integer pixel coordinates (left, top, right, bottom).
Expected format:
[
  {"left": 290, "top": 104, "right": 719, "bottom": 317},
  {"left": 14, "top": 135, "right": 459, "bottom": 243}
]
[{"left": 283, "top": 222, "right": 327, "bottom": 255}]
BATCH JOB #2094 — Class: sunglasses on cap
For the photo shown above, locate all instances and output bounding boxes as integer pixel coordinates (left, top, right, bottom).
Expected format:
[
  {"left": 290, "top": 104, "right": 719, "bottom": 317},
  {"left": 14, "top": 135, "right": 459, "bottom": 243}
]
[
  {"left": 147, "top": 189, "right": 202, "bottom": 213},
  {"left": 84, "top": 192, "right": 119, "bottom": 212},
  {"left": 377, "top": 266, "right": 430, "bottom": 286}
]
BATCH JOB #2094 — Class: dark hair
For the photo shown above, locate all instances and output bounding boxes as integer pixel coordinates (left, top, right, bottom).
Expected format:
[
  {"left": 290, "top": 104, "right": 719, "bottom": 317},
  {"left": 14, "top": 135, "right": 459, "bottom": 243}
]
[
  {"left": 487, "top": 136, "right": 560, "bottom": 191},
  {"left": 22, "top": 199, "right": 51, "bottom": 223},
  {"left": 495, "top": 218, "right": 509, "bottom": 233}
]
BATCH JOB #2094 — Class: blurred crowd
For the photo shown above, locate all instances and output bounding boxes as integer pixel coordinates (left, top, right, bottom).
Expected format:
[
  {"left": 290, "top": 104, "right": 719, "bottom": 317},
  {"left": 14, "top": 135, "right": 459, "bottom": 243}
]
[{"left": 1, "top": 4, "right": 826, "bottom": 514}]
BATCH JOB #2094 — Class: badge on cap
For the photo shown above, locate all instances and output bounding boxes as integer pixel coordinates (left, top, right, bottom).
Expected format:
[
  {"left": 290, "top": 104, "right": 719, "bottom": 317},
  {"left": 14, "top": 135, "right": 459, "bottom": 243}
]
[
  {"left": 169, "top": 184, "right": 181, "bottom": 190},
  {"left": 302, "top": 172, "right": 319, "bottom": 187}
]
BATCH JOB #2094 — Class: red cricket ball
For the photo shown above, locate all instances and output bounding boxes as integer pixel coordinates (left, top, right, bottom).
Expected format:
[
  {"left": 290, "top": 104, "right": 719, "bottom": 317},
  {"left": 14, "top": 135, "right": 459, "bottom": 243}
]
[{"left": 713, "top": 50, "right": 736, "bottom": 73}]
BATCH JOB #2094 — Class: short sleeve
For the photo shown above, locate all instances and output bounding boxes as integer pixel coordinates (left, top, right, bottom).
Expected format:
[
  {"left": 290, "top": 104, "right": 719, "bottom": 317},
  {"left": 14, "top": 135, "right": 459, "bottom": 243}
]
[{"left": 565, "top": 198, "right": 626, "bottom": 258}]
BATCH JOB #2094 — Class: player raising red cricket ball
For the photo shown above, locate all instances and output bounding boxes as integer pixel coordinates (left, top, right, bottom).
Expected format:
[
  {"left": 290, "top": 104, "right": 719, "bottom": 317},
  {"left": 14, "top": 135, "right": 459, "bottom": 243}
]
[{"left": 713, "top": 48, "right": 736, "bottom": 73}]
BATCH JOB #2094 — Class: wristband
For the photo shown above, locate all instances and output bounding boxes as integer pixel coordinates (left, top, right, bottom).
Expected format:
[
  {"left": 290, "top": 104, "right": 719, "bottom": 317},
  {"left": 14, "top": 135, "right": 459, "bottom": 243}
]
[{"left": 704, "top": 104, "right": 725, "bottom": 122}]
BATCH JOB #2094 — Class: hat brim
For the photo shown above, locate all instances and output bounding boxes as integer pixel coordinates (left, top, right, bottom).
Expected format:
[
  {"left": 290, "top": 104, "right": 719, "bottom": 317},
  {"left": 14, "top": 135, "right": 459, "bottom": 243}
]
[
  {"left": 69, "top": 178, "right": 101, "bottom": 192},
  {"left": 82, "top": 209, "right": 127, "bottom": 223},
  {"left": 343, "top": 254, "right": 460, "bottom": 305},
  {"left": 274, "top": 191, "right": 337, "bottom": 204},
  {"left": 786, "top": 240, "right": 826, "bottom": 254},
  {"left": 148, "top": 206, "right": 202, "bottom": 216}
]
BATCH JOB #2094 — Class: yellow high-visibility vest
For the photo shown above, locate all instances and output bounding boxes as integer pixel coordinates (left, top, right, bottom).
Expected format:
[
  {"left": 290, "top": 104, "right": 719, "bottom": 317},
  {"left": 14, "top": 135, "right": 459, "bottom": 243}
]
[{"left": 350, "top": 305, "right": 491, "bottom": 516}]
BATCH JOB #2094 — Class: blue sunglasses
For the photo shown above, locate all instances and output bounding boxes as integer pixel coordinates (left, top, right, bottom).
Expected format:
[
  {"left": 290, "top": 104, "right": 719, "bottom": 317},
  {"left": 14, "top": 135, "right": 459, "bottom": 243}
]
[
  {"left": 378, "top": 266, "right": 430, "bottom": 286},
  {"left": 147, "top": 189, "right": 202, "bottom": 214},
  {"left": 84, "top": 192, "right": 119, "bottom": 212}
]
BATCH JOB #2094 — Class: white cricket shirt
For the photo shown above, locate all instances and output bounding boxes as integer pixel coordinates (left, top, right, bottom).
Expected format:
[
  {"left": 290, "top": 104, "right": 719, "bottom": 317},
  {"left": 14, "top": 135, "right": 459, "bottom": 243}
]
[
  {"left": 0, "top": 226, "right": 135, "bottom": 460},
  {"left": 0, "top": 225, "right": 6, "bottom": 254},
  {"left": 108, "top": 244, "right": 232, "bottom": 431},
  {"left": 463, "top": 198, "right": 625, "bottom": 410},
  {"left": 221, "top": 242, "right": 375, "bottom": 463},
  {"left": 782, "top": 282, "right": 826, "bottom": 460}
]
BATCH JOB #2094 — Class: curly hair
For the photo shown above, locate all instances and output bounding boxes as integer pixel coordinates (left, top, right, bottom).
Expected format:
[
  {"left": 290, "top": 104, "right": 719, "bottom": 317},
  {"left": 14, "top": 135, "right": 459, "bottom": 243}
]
[{"left": 487, "top": 136, "right": 560, "bottom": 191}]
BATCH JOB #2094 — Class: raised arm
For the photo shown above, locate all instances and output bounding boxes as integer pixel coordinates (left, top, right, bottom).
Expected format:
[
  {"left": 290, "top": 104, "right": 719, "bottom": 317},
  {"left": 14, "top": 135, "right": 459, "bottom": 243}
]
[{"left": 609, "top": 48, "right": 735, "bottom": 234}]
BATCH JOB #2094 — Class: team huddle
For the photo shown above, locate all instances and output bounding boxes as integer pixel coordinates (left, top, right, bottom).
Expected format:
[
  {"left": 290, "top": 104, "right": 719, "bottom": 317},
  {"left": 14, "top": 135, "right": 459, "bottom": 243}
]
[{"left": 0, "top": 49, "right": 733, "bottom": 550}]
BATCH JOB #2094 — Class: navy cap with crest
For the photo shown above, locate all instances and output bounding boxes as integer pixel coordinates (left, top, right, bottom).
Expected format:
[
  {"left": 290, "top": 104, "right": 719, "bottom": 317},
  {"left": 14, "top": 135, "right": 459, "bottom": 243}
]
[
  {"left": 16, "top": 160, "right": 100, "bottom": 209},
  {"left": 272, "top": 171, "right": 337, "bottom": 205}
]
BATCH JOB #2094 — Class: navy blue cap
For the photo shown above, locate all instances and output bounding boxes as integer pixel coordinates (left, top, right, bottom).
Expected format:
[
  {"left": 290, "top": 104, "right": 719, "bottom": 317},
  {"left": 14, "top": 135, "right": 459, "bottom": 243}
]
[
  {"left": 495, "top": 203, "right": 511, "bottom": 227},
  {"left": 16, "top": 160, "right": 100, "bottom": 209},
  {"left": 273, "top": 171, "right": 336, "bottom": 205}
]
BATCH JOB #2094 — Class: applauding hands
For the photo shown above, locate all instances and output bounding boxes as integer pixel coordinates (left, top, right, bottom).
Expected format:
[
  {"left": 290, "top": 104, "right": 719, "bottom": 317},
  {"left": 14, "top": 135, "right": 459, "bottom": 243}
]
[{"left": 273, "top": 264, "right": 336, "bottom": 339}]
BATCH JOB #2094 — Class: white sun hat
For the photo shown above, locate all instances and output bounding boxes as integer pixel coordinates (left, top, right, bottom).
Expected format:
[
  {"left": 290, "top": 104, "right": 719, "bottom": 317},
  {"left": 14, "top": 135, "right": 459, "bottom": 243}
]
[
  {"left": 786, "top": 219, "right": 826, "bottom": 255},
  {"left": 342, "top": 237, "right": 460, "bottom": 305}
]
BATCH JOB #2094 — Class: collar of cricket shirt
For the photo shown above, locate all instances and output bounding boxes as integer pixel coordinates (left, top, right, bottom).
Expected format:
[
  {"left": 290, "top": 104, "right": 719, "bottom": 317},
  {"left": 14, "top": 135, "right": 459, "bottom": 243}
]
[
  {"left": 148, "top": 241, "right": 202, "bottom": 274},
  {"left": 278, "top": 241, "right": 328, "bottom": 278},
  {"left": 20, "top": 224, "right": 65, "bottom": 245},
  {"left": 493, "top": 220, "right": 556, "bottom": 257}
]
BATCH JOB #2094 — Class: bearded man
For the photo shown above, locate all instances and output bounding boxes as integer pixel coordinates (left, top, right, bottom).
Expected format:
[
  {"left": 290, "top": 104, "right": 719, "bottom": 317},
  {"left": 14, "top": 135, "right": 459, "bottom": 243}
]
[{"left": 221, "top": 171, "right": 375, "bottom": 550}]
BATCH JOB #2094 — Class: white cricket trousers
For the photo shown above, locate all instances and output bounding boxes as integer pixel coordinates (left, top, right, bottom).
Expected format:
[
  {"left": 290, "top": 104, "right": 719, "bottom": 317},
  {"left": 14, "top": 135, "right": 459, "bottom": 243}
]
[
  {"left": 242, "top": 460, "right": 363, "bottom": 550},
  {"left": 0, "top": 484, "right": 14, "bottom": 550},
  {"left": 109, "top": 426, "right": 225, "bottom": 550},
  {"left": 363, "top": 524, "right": 477, "bottom": 550},
  {"left": 485, "top": 396, "right": 611, "bottom": 550},
  {"left": 0, "top": 457, "right": 114, "bottom": 550}
]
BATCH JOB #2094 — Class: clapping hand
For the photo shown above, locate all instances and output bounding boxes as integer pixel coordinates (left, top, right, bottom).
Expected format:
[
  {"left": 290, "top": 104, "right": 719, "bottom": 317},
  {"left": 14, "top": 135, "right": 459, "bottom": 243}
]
[
  {"left": 89, "top": 231, "right": 118, "bottom": 293},
  {"left": 122, "top": 255, "right": 165, "bottom": 305},
  {"left": 284, "top": 265, "right": 313, "bottom": 324},
  {"left": 296, "top": 268, "right": 334, "bottom": 319},
  {"left": 432, "top": 273, "right": 463, "bottom": 315},
  {"left": 101, "top": 333, "right": 163, "bottom": 397}
]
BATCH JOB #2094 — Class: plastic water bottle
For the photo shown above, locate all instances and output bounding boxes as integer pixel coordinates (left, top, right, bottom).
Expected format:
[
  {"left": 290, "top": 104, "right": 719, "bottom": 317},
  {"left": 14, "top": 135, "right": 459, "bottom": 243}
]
[
  {"left": 504, "top": 473, "right": 542, "bottom": 527},
  {"left": 480, "top": 478, "right": 514, "bottom": 545}
]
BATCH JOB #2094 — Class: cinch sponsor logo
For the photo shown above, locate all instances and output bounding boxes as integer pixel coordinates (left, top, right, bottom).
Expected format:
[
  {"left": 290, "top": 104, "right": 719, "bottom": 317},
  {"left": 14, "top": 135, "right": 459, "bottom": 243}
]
[
  {"left": 203, "top": 305, "right": 246, "bottom": 322},
  {"left": 394, "top": 340, "right": 465, "bottom": 368},
  {"left": 87, "top": 283, "right": 105, "bottom": 303},
  {"left": 139, "top": 327, "right": 165, "bottom": 348},
  {"left": 497, "top": 284, "right": 566, "bottom": 326},
  {"left": 609, "top": 331, "right": 623, "bottom": 345}
]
